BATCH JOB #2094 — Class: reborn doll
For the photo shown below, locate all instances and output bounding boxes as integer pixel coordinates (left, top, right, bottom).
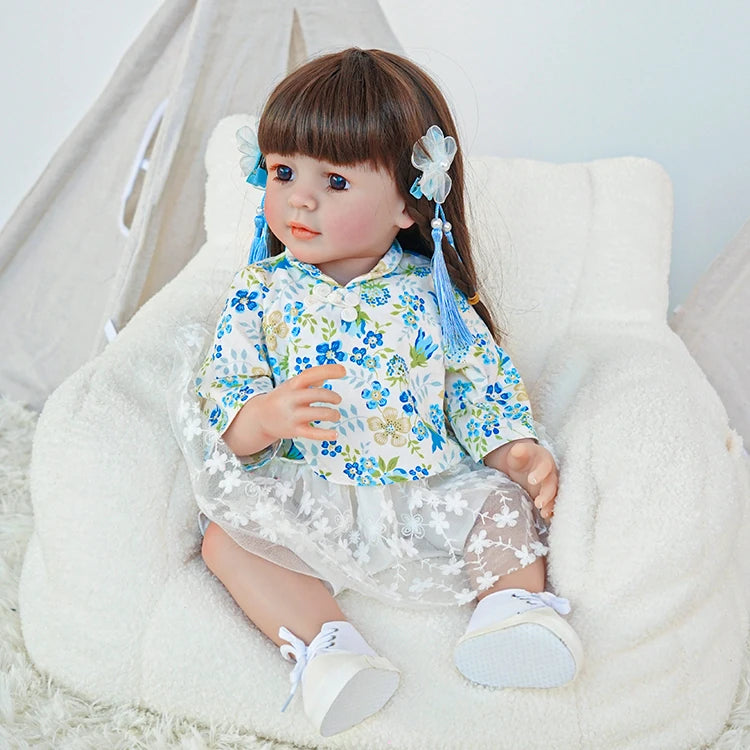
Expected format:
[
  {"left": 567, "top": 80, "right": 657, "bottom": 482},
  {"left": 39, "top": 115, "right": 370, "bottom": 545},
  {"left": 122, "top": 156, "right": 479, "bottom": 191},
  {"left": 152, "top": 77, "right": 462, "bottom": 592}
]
[{"left": 169, "top": 47, "right": 582, "bottom": 737}]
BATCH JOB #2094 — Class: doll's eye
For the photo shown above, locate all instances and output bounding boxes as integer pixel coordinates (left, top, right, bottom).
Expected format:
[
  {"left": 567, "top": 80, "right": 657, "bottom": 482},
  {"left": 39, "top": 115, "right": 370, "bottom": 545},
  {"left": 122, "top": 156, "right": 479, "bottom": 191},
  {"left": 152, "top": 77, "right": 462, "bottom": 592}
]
[
  {"left": 275, "top": 165, "right": 293, "bottom": 182},
  {"left": 328, "top": 174, "right": 350, "bottom": 191}
]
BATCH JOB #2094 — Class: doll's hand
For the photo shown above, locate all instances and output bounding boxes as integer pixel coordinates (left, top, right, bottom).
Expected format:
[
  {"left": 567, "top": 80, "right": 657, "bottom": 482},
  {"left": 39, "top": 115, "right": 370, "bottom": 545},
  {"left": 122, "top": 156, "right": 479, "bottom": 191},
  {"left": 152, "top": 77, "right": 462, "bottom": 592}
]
[
  {"left": 254, "top": 363, "right": 346, "bottom": 442},
  {"left": 504, "top": 441, "right": 558, "bottom": 520},
  {"left": 486, "top": 439, "right": 558, "bottom": 520}
]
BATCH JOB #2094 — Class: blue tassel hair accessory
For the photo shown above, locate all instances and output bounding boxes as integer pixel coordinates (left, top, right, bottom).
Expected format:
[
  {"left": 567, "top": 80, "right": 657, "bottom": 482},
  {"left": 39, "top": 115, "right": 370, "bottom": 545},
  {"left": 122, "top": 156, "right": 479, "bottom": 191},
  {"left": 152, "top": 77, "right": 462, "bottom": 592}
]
[
  {"left": 236, "top": 124, "right": 269, "bottom": 264},
  {"left": 410, "top": 125, "right": 475, "bottom": 358}
]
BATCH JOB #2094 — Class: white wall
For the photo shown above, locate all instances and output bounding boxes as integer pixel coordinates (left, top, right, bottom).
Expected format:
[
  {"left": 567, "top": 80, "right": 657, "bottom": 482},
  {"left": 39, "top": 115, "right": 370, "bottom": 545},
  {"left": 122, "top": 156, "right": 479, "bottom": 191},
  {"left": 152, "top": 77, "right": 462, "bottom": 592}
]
[{"left": 1, "top": 0, "right": 748, "bottom": 313}]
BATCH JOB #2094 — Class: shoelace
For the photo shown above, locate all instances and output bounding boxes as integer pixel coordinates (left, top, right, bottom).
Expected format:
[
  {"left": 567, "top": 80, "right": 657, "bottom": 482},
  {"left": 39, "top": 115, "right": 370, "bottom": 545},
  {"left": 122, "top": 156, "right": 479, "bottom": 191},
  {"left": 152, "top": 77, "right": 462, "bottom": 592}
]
[
  {"left": 278, "top": 623, "right": 339, "bottom": 712},
  {"left": 511, "top": 590, "right": 572, "bottom": 615}
]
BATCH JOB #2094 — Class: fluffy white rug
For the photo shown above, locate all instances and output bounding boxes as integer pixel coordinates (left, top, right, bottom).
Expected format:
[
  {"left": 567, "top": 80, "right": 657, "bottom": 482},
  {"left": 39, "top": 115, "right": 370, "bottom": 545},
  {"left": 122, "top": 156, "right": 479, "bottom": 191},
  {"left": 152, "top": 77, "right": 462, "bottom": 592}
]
[
  {"left": 0, "top": 395, "right": 292, "bottom": 749},
  {"left": 2, "top": 394, "right": 750, "bottom": 748}
]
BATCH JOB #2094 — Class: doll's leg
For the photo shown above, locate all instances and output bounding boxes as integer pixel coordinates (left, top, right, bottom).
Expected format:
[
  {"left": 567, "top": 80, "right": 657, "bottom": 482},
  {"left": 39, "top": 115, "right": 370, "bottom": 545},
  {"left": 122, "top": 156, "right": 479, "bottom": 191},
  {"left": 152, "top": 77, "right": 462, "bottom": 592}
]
[
  {"left": 481, "top": 557, "right": 546, "bottom": 599},
  {"left": 201, "top": 521, "right": 345, "bottom": 646},
  {"left": 201, "top": 521, "right": 400, "bottom": 735},
  {"left": 455, "top": 485, "right": 582, "bottom": 688},
  {"left": 462, "top": 485, "right": 547, "bottom": 600}
]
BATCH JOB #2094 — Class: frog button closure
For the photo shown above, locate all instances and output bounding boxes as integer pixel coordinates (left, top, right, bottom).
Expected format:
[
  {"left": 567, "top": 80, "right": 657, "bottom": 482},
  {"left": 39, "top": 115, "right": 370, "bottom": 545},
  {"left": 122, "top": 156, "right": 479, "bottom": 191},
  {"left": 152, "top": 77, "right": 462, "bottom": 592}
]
[
  {"left": 339, "top": 290, "right": 360, "bottom": 321},
  {"left": 310, "top": 284, "right": 360, "bottom": 321}
]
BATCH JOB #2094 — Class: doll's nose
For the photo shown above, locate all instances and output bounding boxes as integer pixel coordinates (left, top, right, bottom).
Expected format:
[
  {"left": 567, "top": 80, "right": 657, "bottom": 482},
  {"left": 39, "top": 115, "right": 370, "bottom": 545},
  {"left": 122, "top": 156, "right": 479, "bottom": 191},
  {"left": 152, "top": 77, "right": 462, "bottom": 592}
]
[{"left": 288, "top": 188, "right": 317, "bottom": 210}]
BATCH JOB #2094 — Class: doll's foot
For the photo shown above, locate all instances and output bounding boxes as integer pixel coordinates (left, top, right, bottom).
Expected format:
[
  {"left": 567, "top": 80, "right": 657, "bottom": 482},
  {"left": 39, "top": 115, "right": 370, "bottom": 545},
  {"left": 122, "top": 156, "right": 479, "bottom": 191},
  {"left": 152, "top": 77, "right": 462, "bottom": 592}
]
[
  {"left": 454, "top": 588, "right": 583, "bottom": 688},
  {"left": 279, "top": 621, "right": 399, "bottom": 737}
]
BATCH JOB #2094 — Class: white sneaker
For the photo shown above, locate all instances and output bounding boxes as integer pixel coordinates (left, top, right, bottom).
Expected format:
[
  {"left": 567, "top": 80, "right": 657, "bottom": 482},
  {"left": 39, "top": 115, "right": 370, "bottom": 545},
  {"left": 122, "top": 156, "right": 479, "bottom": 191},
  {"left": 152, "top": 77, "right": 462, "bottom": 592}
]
[
  {"left": 279, "top": 621, "right": 400, "bottom": 737},
  {"left": 454, "top": 588, "right": 583, "bottom": 689}
]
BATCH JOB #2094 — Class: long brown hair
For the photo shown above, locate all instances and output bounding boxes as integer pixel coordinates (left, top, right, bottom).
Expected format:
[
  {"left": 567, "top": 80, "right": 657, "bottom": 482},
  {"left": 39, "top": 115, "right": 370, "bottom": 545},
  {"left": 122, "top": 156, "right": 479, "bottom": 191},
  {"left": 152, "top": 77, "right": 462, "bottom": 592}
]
[{"left": 257, "top": 47, "right": 496, "bottom": 338}]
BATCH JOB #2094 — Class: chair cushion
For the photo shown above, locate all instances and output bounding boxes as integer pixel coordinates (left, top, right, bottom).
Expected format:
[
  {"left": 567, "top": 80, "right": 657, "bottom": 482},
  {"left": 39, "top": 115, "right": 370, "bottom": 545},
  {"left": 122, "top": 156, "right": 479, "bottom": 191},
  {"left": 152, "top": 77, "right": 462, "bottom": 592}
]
[{"left": 19, "top": 115, "right": 750, "bottom": 749}]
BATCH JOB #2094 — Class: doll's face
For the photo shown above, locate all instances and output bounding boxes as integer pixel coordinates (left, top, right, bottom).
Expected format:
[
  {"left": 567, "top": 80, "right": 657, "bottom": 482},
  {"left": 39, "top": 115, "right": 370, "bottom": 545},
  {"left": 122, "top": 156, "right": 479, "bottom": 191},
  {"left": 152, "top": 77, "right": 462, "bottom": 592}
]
[{"left": 263, "top": 152, "right": 414, "bottom": 285}]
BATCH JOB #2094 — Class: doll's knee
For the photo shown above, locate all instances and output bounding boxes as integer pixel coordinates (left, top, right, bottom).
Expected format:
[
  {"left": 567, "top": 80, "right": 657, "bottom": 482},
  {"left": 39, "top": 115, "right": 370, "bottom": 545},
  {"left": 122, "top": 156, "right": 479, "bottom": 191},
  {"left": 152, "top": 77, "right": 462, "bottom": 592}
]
[{"left": 201, "top": 521, "right": 228, "bottom": 572}]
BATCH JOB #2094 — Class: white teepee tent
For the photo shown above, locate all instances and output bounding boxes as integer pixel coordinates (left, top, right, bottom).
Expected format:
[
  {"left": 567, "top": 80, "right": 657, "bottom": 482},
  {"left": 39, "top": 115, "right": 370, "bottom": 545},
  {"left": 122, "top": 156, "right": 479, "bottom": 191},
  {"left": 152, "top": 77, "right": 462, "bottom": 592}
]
[
  {"left": 0, "top": 0, "right": 401, "bottom": 411},
  {"left": 670, "top": 218, "right": 750, "bottom": 446}
]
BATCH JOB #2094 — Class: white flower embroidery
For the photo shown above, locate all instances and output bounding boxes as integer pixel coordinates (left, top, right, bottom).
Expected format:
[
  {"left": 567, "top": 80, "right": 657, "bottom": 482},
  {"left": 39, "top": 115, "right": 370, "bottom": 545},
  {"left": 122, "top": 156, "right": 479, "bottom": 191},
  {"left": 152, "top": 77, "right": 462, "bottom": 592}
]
[
  {"left": 223, "top": 509, "right": 248, "bottom": 528},
  {"left": 274, "top": 482, "right": 294, "bottom": 501},
  {"left": 439, "top": 558, "right": 465, "bottom": 576},
  {"left": 385, "top": 535, "right": 419, "bottom": 559},
  {"left": 195, "top": 494, "right": 217, "bottom": 514},
  {"left": 218, "top": 469, "right": 242, "bottom": 494},
  {"left": 429, "top": 510, "right": 449, "bottom": 533},
  {"left": 409, "top": 577, "right": 435, "bottom": 593},
  {"left": 333, "top": 538, "right": 353, "bottom": 564},
  {"left": 455, "top": 588, "right": 477, "bottom": 605},
  {"left": 443, "top": 491, "right": 468, "bottom": 516},
  {"left": 531, "top": 540, "right": 549, "bottom": 556},
  {"left": 298, "top": 491, "right": 314, "bottom": 516},
  {"left": 177, "top": 398, "right": 190, "bottom": 421},
  {"left": 257, "top": 524, "right": 278, "bottom": 543},
  {"left": 400, "top": 512, "right": 425, "bottom": 539},
  {"left": 380, "top": 498, "right": 397, "bottom": 525},
  {"left": 276, "top": 517, "right": 297, "bottom": 537},
  {"left": 407, "top": 489, "right": 427, "bottom": 511},
  {"left": 493, "top": 505, "right": 520, "bottom": 528},
  {"left": 467, "top": 529, "right": 493, "bottom": 555},
  {"left": 353, "top": 542, "right": 371, "bottom": 564},
  {"left": 204, "top": 450, "right": 228, "bottom": 475},
  {"left": 476, "top": 571, "right": 500, "bottom": 591},
  {"left": 515, "top": 545, "right": 537, "bottom": 566},
  {"left": 250, "top": 500, "right": 275, "bottom": 525},
  {"left": 182, "top": 417, "right": 201, "bottom": 441},
  {"left": 400, "top": 537, "right": 420, "bottom": 558},
  {"left": 312, "top": 516, "right": 332, "bottom": 536}
]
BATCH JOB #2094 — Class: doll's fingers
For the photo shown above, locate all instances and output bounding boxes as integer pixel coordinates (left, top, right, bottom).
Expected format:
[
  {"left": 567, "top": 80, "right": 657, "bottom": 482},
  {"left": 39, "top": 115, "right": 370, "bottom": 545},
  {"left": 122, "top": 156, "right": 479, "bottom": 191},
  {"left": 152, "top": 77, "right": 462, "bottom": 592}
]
[
  {"left": 297, "top": 364, "right": 346, "bottom": 387},
  {"left": 304, "top": 387, "right": 343, "bottom": 405},
  {"left": 534, "top": 480, "right": 558, "bottom": 511},
  {"left": 507, "top": 442, "right": 532, "bottom": 471},
  {"left": 297, "top": 424, "right": 338, "bottom": 441},
  {"left": 302, "top": 406, "right": 340, "bottom": 424},
  {"left": 537, "top": 499, "right": 556, "bottom": 520},
  {"left": 528, "top": 456, "right": 556, "bottom": 486}
]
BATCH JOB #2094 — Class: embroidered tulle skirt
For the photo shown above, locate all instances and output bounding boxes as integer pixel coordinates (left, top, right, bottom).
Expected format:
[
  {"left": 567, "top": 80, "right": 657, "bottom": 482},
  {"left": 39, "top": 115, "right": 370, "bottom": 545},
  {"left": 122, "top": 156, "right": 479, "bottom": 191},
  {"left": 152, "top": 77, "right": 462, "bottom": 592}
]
[{"left": 169, "top": 324, "right": 549, "bottom": 608}]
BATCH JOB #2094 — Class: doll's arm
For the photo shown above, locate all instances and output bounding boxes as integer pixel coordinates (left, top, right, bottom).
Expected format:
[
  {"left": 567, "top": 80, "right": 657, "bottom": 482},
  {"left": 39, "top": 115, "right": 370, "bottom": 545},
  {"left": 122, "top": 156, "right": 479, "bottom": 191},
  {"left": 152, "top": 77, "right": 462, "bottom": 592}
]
[
  {"left": 443, "top": 297, "right": 537, "bottom": 460},
  {"left": 222, "top": 364, "right": 346, "bottom": 457}
]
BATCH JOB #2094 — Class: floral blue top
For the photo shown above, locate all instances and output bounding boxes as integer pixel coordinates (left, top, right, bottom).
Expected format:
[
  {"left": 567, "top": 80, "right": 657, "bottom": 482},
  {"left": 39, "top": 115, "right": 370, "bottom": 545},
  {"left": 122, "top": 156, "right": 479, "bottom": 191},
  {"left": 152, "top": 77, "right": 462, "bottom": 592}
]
[{"left": 195, "top": 241, "right": 537, "bottom": 486}]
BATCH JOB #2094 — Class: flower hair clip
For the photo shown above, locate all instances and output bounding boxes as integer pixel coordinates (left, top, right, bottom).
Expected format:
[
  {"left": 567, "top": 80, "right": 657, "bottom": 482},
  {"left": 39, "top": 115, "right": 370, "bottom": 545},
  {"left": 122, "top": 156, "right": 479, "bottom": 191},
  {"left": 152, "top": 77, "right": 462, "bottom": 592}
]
[
  {"left": 410, "top": 125, "right": 474, "bottom": 358},
  {"left": 236, "top": 124, "right": 270, "bottom": 264},
  {"left": 236, "top": 125, "right": 267, "bottom": 187},
  {"left": 409, "top": 125, "right": 456, "bottom": 204}
]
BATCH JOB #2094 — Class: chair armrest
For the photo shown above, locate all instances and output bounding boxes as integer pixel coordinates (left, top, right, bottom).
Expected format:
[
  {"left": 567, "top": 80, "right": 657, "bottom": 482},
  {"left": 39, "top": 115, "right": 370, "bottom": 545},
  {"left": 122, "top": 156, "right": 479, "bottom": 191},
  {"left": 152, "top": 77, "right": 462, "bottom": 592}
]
[{"left": 532, "top": 328, "right": 748, "bottom": 643}]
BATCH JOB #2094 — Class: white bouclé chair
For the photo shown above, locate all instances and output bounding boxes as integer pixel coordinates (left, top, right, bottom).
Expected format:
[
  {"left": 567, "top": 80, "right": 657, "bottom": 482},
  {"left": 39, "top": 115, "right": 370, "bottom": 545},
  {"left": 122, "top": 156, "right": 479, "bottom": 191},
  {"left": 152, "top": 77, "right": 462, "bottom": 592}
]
[{"left": 19, "top": 114, "right": 750, "bottom": 749}]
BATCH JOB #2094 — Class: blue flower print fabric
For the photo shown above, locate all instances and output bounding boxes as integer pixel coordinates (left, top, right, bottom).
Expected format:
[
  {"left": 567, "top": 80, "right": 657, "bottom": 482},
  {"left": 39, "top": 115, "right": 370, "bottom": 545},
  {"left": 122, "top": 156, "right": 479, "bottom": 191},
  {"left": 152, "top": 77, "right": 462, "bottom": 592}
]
[{"left": 195, "top": 241, "right": 538, "bottom": 486}]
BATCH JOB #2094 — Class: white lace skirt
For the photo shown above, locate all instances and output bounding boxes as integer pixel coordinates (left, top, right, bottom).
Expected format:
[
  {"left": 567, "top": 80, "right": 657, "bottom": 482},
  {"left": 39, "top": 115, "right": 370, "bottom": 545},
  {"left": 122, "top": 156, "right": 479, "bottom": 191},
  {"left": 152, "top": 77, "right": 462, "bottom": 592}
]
[{"left": 169, "top": 324, "right": 549, "bottom": 608}]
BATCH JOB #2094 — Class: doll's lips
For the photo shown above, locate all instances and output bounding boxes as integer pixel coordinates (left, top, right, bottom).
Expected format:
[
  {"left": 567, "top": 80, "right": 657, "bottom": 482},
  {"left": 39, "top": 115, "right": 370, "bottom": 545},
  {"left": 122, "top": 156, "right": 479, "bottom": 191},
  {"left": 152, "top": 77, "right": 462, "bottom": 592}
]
[{"left": 289, "top": 222, "right": 320, "bottom": 239}]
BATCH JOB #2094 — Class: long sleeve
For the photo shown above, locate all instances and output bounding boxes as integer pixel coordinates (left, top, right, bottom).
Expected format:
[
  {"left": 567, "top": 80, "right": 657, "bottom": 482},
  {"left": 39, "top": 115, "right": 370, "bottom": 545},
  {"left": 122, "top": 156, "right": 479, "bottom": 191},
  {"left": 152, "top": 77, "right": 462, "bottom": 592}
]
[
  {"left": 443, "top": 293, "right": 537, "bottom": 462},
  {"left": 195, "top": 265, "right": 275, "bottom": 437}
]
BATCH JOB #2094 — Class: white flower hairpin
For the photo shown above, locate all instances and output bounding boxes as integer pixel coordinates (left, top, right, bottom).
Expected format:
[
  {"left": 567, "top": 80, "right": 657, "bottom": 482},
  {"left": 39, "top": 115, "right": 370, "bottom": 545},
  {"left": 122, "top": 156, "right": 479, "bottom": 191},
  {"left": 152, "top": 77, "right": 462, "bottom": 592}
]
[
  {"left": 409, "top": 125, "right": 457, "bottom": 204},
  {"left": 409, "top": 125, "right": 474, "bottom": 359},
  {"left": 236, "top": 125, "right": 267, "bottom": 188}
]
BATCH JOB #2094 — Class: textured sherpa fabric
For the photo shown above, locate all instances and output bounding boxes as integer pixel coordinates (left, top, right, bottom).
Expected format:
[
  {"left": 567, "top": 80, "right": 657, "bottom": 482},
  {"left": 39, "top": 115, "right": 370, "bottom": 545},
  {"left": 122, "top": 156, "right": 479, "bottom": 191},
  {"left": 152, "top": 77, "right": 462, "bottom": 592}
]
[{"left": 18, "top": 115, "right": 750, "bottom": 750}]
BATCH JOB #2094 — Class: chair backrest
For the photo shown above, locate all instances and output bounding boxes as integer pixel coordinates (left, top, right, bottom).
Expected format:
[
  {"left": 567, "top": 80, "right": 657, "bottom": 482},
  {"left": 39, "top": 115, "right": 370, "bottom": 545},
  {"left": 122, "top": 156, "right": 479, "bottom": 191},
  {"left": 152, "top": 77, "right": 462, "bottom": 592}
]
[{"left": 201, "top": 115, "right": 675, "bottom": 386}]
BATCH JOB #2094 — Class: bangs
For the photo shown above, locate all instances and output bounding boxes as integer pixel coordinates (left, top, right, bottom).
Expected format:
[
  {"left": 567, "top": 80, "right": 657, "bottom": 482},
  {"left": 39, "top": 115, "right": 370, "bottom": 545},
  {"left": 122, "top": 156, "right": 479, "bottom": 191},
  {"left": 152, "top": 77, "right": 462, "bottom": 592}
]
[{"left": 257, "top": 51, "right": 421, "bottom": 172}]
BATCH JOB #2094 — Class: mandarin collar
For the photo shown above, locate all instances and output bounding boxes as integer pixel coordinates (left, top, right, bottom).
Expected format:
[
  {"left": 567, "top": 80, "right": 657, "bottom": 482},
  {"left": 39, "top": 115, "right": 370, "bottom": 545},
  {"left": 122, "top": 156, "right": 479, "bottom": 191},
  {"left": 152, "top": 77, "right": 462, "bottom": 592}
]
[{"left": 284, "top": 241, "right": 403, "bottom": 287}]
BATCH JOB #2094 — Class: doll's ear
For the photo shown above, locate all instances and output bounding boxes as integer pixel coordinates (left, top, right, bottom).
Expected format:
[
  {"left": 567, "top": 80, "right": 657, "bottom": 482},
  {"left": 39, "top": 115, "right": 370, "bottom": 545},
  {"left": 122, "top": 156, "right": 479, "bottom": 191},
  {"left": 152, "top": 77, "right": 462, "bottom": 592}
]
[{"left": 396, "top": 202, "right": 415, "bottom": 230}]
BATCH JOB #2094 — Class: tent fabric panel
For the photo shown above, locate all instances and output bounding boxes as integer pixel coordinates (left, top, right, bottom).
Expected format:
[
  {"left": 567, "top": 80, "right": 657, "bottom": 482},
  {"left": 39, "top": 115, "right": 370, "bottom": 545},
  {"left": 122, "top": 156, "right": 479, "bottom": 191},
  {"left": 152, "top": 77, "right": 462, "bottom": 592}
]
[{"left": 0, "top": 0, "right": 195, "bottom": 410}]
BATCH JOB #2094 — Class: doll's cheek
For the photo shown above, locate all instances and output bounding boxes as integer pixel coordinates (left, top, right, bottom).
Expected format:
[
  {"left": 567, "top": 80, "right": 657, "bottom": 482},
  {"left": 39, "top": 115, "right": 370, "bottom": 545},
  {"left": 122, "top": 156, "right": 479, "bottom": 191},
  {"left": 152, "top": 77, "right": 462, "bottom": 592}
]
[{"left": 263, "top": 199, "right": 284, "bottom": 237}]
